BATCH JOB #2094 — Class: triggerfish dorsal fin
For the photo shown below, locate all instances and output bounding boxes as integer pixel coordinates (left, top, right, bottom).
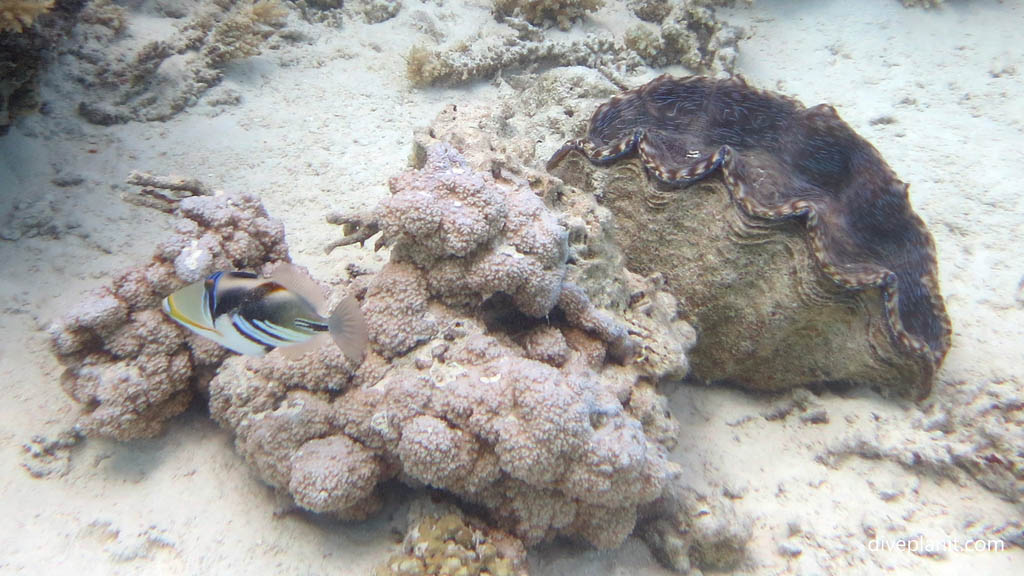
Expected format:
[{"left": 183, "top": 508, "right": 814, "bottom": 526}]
[
  {"left": 270, "top": 262, "right": 328, "bottom": 316},
  {"left": 328, "top": 294, "right": 369, "bottom": 364}
]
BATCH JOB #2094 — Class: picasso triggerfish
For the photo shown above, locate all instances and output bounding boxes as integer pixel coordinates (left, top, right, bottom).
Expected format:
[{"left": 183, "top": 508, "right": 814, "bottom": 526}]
[{"left": 161, "top": 263, "right": 368, "bottom": 362}]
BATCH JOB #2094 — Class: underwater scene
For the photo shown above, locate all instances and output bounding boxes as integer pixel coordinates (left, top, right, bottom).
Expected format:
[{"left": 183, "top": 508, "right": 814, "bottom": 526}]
[{"left": 1, "top": 0, "right": 1021, "bottom": 574}]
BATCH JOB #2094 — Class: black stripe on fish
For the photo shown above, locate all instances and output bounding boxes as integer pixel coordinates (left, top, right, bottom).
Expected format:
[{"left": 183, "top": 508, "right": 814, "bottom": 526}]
[
  {"left": 294, "top": 317, "right": 329, "bottom": 332},
  {"left": 252, "top": 319, "right": 305, "bottom": 342},
  {"left": 212, "top": 271, "right": 261, "bottom": 318},
  {"left": 204, "top": 271, "right": 222, "bottom": 320}
]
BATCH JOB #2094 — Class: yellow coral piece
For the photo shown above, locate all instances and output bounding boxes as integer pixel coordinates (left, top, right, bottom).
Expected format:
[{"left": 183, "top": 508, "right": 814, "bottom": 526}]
[
  {"left": 0, "top": 0, "right": 53, "bottom": 33},
  {"left": 493, "top": 0, "right": 604, "bottom": 31},
  {"left": 376, "top": 514, "right": 526, "bottom": 576}
]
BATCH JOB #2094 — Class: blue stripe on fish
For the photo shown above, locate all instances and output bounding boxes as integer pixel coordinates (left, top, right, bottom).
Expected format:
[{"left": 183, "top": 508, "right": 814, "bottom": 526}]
[
  {"left": 231, "top": 315, "right": 276, "bottom": 352},
  {"left": 251, "top": 318, "right": 309, "bottom": 343},
  {"left": 205, "top": 271, "right": 223, "bottom": 321}
]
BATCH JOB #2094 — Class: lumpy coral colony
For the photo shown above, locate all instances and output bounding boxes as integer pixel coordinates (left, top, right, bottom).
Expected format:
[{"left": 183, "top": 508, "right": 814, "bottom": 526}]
[
  {"left": 49, "top": 75, "right": 949, "bottom": 571},
  {"left": 50, "top": 135, "right": 732, "bottom": 569}
]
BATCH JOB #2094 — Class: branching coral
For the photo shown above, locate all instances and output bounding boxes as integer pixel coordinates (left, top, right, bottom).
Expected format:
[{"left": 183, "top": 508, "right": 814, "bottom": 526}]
[
  {"left": 407, "top": 0, "right": 743, "bottom": 88},
  {"left": 49, "top": 187, "right": 288, "bottom": 440},
  {"left": 624, "top": 0, "right": 744, "bottom": 74},
  {"left": 406, "top": 33, "right": 641, "bottom": 89},
  {"left": 0, "top": 0, "right": 52, "bottom": 33}
]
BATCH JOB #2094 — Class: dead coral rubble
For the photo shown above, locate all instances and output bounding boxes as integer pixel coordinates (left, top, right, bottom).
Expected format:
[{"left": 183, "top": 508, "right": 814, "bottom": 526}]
[
  {"left": 640, "top": 483, "right": 752, "bottom": 573},
  {"left": 900, "top": 0, "right": 944, "bottom": 8},
  {"left": 49, "top": 190, "right": 288, "bottom": 440},
  {"left": 0, "top": 0, "right": 60, "bottom": 133}
]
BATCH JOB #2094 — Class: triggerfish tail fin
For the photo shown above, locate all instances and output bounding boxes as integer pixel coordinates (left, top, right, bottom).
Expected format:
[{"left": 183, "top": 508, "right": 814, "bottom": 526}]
[
  {"left": 270, "top": 262, "right": 328, "bottom": 316},
  {"left": 328, "top": 294, "right": 369, "bottom": 363}
]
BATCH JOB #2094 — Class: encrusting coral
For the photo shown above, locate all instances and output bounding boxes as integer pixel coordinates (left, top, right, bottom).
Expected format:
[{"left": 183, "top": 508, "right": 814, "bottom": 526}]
[
  {"left": 49, "top": 189, "right": 288, "bottom": 439},
  {"left": 376, "top": 143, "right": 571, "bottom": 319}
]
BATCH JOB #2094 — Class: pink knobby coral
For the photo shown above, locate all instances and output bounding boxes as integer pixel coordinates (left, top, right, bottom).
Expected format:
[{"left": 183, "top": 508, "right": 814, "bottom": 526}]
[
  {"left": 202, "top": 145, "right": 697, "bottom": 548},
  {"left": 380, "top": 143, "right": 569, "bottom": 318},
  {"left": 342, "top": 143, "right": 635, "bottom": 360},
  {"left": 49, "top": 192, "right": 288, "bottom": 440},
  {"left": 209, "top": 322, "right": 673, "bottom": 547}
]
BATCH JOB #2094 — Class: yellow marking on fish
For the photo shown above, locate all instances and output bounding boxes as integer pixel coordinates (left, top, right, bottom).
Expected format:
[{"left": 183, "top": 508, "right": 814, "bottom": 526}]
[{"left": 165, "top": 293, "right": 221, "bottom": 336}]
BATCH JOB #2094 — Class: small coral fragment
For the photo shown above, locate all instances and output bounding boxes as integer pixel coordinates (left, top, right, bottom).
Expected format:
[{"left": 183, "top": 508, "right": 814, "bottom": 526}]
[
  {"left": 375, "top": 501, "right": 528, "bottom": 576},
  {"left": 0, "top": 0, "right": 52, "bottom": 33},
  {"left": 492, "top": 0, "right": 604, "bottom": 31},
  {"left": 624, "top": 0, "right": 744, "bottom": 74}
]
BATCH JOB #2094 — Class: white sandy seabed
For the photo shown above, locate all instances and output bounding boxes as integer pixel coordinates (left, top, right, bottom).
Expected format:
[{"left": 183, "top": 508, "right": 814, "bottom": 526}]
[{"left": 0, "top": 0, "right": 1021, "bottom": 574}]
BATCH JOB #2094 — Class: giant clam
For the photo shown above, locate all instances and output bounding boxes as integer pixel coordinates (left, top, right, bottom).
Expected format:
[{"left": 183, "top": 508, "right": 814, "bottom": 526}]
[{"left": 547, "top": 75, "right": 951, "bottom": 398}]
